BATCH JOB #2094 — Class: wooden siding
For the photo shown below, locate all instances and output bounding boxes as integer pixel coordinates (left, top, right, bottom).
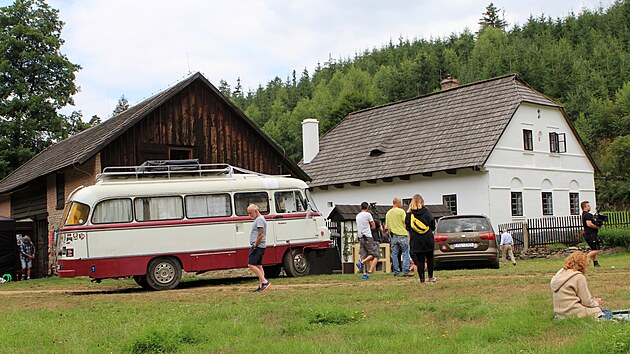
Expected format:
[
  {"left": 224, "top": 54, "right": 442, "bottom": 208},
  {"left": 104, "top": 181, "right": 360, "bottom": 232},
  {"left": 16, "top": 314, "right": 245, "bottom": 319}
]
[
  {"left": 11, "top": 178, "right": 47, "bottom": 220},
  {"left": 100, "top": 79, "right": 290, "bottom": 175}
]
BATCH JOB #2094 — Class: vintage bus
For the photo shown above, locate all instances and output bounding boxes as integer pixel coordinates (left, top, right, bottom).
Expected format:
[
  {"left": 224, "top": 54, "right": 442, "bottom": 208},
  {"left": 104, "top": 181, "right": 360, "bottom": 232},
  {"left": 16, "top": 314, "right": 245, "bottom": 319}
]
[{"left": 57, "top": 161, "right": 331, "bottom": 290}]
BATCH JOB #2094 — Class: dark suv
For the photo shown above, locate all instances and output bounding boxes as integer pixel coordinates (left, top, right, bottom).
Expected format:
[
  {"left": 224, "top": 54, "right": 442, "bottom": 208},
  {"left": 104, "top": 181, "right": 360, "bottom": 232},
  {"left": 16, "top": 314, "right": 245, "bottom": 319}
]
[{"left": 433, "top": 215, "right": 499, "bottom": 269}]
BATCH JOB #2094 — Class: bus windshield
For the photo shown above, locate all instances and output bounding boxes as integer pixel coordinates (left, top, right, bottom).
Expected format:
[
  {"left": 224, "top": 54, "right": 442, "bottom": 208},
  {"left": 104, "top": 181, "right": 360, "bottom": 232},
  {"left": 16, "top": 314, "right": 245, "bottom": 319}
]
[
  {"left": 64, "top": 202, "right": 90, "bottom": 226},
  {"left": 304, "top": 189, "right": 320, "bottom": 212}
]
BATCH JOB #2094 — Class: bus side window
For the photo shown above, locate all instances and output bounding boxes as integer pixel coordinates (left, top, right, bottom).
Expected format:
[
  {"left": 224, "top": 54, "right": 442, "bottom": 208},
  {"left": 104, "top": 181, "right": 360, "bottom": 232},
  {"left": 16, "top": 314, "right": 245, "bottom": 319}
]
[
  {"left": 134, "top": 196, "right": 184, "bottom": 221},
  {"left": 92, "top": 199, "right": 133, "bottom": 224},
  {"left": 234, "top": 192, "right": 269, "bottom": 216},
  {"left": 185, "top": 194, "right": 231, "bottom": 218},
  {"left": 274, "top": 191, "right": 294, "bottom": 213},
  {"left": 294, "top": 191, "right": 307, "bottom": 212}
]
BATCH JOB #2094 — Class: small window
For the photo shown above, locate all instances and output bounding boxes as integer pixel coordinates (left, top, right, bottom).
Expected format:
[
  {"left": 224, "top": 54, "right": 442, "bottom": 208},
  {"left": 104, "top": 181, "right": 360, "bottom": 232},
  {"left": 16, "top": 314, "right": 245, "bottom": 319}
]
[
  {"left": 523, "top": 129, "right": 533, "bottom": 151},
  {"left": 569, "top": 192, "right": 580, "bottom": 215},
  {"left": 168, "top": 147, "right": 193, "bottom": 160},
  {"left": 542, "top": 192, "right": 553, "bottom": 216},
  {"left": 185, "top": 194, "right": 231, "bottom": 218},
  {"left": 63, "top": 202, "right": 90, "bottom": 226},
  {"left": 275, "top": 191, "right": 307, "bottom": 213},
  {"left": 135, "top": 196, "right": 184, "bottom": 221},
  {"left": 234, "top": 192, "right": 269, "bottom": 216},
  {"left": 56, "top": 173, "right": 65, "bottom": 210},
  {"left": 92, "top": 199, "right": 133, "bottom": 224},
  {"left": 511, "top": 192, "right": 523, "bottom": 216},
  {"left": 549, "top": 132, "right": 566, "bottom": 153},
  {"left": 442, "top": 194, "right": 457, "bottom": 215}
]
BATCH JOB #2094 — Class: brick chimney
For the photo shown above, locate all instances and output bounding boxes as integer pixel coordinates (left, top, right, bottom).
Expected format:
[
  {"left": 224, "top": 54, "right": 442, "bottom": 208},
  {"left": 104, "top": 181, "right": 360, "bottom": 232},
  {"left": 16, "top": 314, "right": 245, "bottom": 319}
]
[{"left": 440, "top": 76, "right": 460, "bottom": 90}]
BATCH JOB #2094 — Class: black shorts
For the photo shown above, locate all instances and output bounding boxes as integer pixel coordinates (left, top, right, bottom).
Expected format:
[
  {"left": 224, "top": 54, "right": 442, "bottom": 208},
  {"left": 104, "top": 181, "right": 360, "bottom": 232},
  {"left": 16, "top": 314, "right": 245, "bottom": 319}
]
[
  {"left": 248, "top": 246, "right": 266, "bottom": 265},
  {"left": 584, "top": 234, "right": 601, "bottom": 251}
]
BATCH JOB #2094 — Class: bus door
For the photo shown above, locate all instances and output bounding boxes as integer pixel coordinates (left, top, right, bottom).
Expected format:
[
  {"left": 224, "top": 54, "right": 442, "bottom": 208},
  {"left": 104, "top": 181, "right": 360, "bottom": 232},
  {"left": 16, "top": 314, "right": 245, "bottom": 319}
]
[
  {"left": 273, "top": 190, "right": 318, "bottom": 242},
  {"left": 234, "top": 192, "right": 276, "bottom": 265}
]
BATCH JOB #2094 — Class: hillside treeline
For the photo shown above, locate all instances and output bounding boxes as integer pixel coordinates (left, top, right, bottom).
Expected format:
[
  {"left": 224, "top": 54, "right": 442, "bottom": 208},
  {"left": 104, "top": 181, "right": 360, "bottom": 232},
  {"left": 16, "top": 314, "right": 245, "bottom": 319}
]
[{"left": 219, "top": 1, "right": 630, "bottom": 209}]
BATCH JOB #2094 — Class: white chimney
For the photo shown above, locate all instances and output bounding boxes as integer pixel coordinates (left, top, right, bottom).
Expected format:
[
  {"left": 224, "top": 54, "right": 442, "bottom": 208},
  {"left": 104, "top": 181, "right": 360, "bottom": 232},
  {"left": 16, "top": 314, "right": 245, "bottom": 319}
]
[{"left": 302, "top": 118, "right": 320, "bottom": 164}]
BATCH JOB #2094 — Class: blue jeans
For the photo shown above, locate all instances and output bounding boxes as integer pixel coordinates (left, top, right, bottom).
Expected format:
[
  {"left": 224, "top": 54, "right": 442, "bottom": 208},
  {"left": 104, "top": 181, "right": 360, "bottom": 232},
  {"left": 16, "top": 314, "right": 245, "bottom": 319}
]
[{"left": 390, "top": 234, "right": 410, "bottom": 275}]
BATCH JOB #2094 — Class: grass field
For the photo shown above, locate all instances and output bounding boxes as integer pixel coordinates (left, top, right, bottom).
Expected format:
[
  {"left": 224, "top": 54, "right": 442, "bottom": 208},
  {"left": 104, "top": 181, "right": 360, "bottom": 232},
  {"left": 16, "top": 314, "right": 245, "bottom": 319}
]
[{"left": 1, "top": 252, "right": 629, "bottom": 353}]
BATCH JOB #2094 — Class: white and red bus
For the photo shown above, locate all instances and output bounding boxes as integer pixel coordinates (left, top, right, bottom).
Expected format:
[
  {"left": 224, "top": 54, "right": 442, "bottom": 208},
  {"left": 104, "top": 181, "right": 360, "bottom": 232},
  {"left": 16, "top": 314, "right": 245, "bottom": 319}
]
[{"left": 57, "top": 162, "right": 330, "bottom": 290}]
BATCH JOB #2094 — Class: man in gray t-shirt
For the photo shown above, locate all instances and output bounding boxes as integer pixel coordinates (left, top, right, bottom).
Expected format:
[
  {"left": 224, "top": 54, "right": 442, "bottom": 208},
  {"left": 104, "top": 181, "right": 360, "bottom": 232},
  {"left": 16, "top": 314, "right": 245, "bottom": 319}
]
[{"left": 247, "top": 204, "right": 270, "bottom": 292}]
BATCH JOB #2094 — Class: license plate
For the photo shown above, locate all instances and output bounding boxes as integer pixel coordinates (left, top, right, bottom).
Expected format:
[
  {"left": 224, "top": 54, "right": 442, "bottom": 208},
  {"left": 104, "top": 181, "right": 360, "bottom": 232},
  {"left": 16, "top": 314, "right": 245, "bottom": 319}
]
[{"left": 453, "top": 243, "right": 475, "bottom": 248}]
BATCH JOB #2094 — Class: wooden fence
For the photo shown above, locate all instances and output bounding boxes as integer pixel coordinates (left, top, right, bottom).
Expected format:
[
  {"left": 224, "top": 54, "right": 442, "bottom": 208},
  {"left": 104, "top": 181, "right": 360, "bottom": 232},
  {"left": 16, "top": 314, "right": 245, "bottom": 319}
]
[{"left": 498, "top": 211, "right": 630, "bottom": 251}]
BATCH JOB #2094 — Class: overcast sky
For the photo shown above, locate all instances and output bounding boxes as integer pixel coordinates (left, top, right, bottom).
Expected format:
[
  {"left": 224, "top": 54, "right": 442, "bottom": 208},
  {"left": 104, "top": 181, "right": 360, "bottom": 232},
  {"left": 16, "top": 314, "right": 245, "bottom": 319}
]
[{"left": 1, "top": 0, "right": 616, "bottom": 120}]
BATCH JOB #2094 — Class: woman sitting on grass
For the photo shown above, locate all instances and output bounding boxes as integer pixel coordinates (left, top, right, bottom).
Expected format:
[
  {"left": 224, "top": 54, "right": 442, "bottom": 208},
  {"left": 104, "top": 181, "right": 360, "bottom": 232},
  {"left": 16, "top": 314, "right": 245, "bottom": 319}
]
[{"left": 550, "top": 251, "right": 604, "bottom": 319}]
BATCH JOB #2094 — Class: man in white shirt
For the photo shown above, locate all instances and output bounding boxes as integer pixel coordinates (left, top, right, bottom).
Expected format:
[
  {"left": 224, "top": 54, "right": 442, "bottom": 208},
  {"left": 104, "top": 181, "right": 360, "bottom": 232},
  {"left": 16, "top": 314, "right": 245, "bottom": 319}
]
[
  {"left": 356, "top": 202, "right": 379, "bottom": 279},
  {"left": 499, "top": 228, "right": 517, "bottom": 266}
]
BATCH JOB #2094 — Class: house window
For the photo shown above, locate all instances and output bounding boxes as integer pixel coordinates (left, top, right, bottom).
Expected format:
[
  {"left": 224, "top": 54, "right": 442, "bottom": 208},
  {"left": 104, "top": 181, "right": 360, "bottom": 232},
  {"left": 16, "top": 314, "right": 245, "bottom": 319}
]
[
  {"left": 549, "top": 132, "right": 566, "bottom": 153},
  {"left": 56, "top": 173, "right": 65, "bottom": 210},
  {"left": 569, "top": 193, "right": 580, "bottom": 215},
  {"left": 511, "top": 192, "right": 523, "bottom": 216},
  {"left": 442, "top": 194, "right": 457, "bottom": 215},
  {"left": 542, "top": 192, "right": 553, "bottom": 215},
  {"left": 168, "top": 147, "right": 193, "bottom": 160},
  {"left": 523, "top": 130, "right": 533, "bottom": 151}
]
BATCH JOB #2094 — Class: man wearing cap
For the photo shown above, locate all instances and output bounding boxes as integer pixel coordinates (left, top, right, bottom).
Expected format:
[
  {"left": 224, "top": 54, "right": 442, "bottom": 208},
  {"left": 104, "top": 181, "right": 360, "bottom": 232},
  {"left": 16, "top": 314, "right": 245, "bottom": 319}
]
[{"left": 20, "top": 235, "right": 35, "bottom": 280}]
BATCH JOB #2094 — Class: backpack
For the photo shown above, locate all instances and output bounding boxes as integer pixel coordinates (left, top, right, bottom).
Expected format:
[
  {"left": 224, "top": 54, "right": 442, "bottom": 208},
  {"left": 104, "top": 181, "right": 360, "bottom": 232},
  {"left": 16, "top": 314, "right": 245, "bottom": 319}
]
[{"left": 410, "top": 214, "right": 429, "bottom": 234}]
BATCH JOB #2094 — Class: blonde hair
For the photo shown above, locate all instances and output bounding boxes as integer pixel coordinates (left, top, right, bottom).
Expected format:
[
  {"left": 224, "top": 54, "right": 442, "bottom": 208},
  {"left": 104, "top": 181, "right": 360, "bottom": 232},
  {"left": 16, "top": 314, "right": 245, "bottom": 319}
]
[
  {"left": 563, "top": 251, "right": 588, "bottom": 274},
  {"left": 407, "top": 194, "right": 424, "bottom": 212}
]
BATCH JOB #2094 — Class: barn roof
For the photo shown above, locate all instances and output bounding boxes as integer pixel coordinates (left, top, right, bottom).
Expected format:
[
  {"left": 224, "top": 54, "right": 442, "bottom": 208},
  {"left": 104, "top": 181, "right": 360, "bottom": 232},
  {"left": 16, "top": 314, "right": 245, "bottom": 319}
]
[
  {"left": 300, "top": 74, "right": 593, "bottom": 187},
  {"left": 0, "top": 72, "right": 309, "bottom": 193}
]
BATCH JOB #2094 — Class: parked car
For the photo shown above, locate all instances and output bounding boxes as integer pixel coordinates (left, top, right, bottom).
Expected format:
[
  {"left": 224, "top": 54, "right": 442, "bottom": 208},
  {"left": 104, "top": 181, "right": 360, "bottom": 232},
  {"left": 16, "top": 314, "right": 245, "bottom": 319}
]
[{"left": 433, "top": 215, "right": 500, "bottom": 269}]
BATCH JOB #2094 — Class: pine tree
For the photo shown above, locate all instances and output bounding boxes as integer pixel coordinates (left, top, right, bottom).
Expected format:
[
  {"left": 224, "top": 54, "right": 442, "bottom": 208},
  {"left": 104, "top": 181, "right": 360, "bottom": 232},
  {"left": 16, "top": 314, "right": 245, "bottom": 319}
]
[
  {"left": 479, "top": 3, "right": 507, "bottom": 30},
  {"left": 112, "top": 95, "right": 129, "bottom": 116}
]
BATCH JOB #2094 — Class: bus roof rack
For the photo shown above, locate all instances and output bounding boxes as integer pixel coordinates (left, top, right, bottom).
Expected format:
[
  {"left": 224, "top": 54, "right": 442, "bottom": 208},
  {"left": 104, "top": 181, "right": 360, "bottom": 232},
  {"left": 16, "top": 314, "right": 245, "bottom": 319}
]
[{"left": 97, "top": 160, "right": 273, "bottom": 181}]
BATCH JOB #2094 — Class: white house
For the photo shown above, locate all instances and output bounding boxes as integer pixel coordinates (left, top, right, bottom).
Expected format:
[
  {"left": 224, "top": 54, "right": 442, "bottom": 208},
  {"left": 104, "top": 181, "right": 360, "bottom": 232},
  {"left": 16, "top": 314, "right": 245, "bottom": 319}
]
[{"left": 299, "top": 75, "right": 598, "bottom": 229}]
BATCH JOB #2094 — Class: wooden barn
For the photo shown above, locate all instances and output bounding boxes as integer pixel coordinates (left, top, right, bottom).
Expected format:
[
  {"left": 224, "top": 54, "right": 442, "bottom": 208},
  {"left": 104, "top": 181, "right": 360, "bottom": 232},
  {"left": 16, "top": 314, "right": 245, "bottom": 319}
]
[{"left": 0, "top": 72, "right": 308, "bottom": 278}]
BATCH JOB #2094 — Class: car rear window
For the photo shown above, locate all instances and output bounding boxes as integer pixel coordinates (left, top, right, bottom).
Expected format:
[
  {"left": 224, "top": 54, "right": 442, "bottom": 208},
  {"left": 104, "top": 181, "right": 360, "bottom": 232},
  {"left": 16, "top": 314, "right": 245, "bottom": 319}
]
[{"left": 436, "top": 217, "right": 492, "bottom": 233}]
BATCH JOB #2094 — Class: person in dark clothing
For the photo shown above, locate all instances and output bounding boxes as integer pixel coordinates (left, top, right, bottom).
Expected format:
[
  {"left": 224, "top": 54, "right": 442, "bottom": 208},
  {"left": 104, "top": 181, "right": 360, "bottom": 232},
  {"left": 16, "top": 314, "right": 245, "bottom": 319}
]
[
  {"left": 581, "top": 201, "right": 602, "bottom": 267},
  {"left": 405, "top": 194, "right": 436, "bottom": 285}
]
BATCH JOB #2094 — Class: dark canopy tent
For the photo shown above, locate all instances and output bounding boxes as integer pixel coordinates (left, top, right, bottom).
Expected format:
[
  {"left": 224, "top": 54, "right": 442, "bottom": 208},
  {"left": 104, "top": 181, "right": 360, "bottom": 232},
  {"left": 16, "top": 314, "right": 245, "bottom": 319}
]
[{"left": 0, "top": 217, "right": 17, "bottom": 281}]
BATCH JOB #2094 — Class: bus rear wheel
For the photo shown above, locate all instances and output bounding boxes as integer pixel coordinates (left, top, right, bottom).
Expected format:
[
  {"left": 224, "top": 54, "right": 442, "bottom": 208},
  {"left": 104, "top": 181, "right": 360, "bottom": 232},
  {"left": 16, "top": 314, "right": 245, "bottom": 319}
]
[
  {"left": 146, "top": 257, "right": 182, "bottom": 291},
  {"left": 283, "top": 248, "right": 310, "bottom": 277}
]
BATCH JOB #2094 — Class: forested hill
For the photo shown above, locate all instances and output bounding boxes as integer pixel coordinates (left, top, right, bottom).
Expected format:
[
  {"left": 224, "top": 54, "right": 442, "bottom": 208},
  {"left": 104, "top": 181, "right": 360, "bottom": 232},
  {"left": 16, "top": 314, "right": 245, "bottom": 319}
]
[{"left": 220, "top": 1, "right": 630, "bottom": 209}]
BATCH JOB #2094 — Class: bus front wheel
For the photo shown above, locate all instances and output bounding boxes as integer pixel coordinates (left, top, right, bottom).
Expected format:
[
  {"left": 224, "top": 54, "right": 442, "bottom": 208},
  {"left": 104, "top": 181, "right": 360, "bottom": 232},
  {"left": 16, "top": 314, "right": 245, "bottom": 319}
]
[
  {"left": 146, "top": 257, "right": 182, "bottom": 291},
  {"left": 283, "top": 249, "right": 310, "bottom": 277}
]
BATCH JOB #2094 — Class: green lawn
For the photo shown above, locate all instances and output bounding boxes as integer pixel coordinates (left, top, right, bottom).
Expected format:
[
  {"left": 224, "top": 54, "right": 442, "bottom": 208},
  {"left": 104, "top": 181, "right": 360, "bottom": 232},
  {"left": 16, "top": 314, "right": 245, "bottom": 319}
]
[{"left": 1, "top": 252, "right": 629, "bottom": 353}]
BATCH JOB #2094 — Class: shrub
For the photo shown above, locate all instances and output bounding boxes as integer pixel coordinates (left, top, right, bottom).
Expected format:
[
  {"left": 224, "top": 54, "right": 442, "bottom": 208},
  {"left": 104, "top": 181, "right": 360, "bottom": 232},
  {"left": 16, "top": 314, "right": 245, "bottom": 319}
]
[{"left": 600, "top": 228, "right": 630, "bottom": 250}]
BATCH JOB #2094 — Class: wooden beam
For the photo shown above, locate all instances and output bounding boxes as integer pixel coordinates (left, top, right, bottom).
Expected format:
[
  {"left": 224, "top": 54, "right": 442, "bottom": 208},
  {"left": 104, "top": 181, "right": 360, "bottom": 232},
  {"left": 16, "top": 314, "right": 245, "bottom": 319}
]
[
  {"left": 422, "top": 172, "right": 432, "bottom": 177},
  {"left": 382, "top": 177, "right": 393, "bottom": 183},
  {"left": 446, "top": 169, "right": 457, "bottom": 175},
  {"left": 398, "top": 175, "right": 410, "bottom": 181},
  {"left": 350, "top": 181, "right": 361, "bottom": 187},
  {"left": 334, "top": 184, "right": 344, "bottom": 189},
  {"left": 366, "top": 179, "right": 377, "bottom": 184}
]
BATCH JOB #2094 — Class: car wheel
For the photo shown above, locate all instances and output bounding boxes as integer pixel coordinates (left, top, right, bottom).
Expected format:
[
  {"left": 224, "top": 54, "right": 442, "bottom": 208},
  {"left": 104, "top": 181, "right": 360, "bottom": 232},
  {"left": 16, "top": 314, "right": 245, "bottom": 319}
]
[
  {"left": 491, "top": 260, "right": 500, "bottom": 269},
  {"left": 145, "top": 257, "right": 182, "bottom": 290},
  {"left": 283, "top": 248, "right": 310, "bottom": 277},
  {"left": 263, "top": 264, "right": 282, "bottom": 278}
]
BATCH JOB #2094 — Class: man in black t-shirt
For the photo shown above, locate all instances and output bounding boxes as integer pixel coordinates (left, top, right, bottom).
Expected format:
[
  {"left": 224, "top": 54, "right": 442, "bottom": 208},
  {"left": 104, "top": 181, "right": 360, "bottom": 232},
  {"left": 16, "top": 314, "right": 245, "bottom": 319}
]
[{"left": 581, "top": 201, "right": 602, "bottom": 267}]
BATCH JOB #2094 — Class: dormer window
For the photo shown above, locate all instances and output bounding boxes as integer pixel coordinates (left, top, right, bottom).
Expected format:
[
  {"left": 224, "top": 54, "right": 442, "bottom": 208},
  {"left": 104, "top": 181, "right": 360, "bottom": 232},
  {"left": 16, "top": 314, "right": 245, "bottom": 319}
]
[
  {"left": 369, "top": 149, "right": 384, "bottom": 157},
  {"left": 549, "top": 132, "right": 566, "bottom": 153}
]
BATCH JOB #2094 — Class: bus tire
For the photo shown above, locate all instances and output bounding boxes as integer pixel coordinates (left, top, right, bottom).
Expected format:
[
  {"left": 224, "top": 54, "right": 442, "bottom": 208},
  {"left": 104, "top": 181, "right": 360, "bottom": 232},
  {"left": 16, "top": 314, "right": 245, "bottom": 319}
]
[
  {"left": 263, "top": 264, "right": 282, "bottom": 278},
  {"left": 145, "top": 257, "right": 182, "bottom": 291},
  {"left": 133, "top": 275, "right": 151, "bottom": 290},
  {"left": 283, "top": 248, "right": 310, "bottom": 277}
]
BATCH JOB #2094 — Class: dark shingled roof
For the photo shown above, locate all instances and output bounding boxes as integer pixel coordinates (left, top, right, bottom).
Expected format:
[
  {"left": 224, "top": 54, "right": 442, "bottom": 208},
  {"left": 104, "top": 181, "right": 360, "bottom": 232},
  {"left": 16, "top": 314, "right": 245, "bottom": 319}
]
[
  {"left": 327, "top": 204, "right": 452, "bottom": 222},
  {"left": 300, "top": 74, "right": 582, "bottom": 188},
  {"left": 0, "top": 72, "right": 308, "bottom": 193}
]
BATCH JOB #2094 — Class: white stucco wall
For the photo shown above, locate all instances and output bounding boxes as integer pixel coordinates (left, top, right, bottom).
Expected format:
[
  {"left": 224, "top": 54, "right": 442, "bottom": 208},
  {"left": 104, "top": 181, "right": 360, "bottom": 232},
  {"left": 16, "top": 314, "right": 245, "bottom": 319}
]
[
  {"left": 485, "top": 103, "right": 596, "bottom": 226},
  {"left": 310, "top": 169, "right": 490, "bottom": 220}
]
